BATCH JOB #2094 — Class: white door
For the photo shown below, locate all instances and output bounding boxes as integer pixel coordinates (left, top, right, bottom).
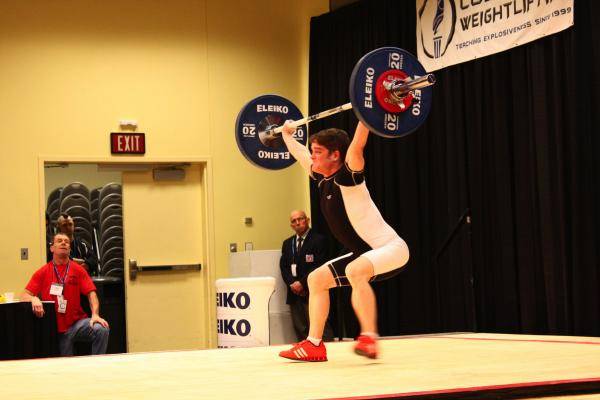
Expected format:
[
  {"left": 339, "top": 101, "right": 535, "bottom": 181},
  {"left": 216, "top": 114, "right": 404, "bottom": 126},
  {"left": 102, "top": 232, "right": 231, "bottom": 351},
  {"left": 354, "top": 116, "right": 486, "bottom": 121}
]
[{"left": 122, "top": 164, "right": 210, "bottom": 352}]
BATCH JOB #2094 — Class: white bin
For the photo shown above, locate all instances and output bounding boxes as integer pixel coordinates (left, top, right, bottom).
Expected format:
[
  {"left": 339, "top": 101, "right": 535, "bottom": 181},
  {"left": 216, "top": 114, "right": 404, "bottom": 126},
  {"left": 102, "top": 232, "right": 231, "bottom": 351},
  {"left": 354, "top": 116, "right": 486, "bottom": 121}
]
[
  {"left": 215, "top": 277, "right": 275, "bottom": 348},
  {"left": 229, "top": 250, "right": 296, "bottom": 344}
]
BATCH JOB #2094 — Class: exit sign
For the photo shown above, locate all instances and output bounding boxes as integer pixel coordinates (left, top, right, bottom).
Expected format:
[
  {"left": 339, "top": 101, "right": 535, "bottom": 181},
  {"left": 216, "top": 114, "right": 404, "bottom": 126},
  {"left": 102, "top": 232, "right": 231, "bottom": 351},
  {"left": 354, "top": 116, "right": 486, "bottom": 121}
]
[{"left": 111, "top": 132, "right": 146, "bottom": 155}]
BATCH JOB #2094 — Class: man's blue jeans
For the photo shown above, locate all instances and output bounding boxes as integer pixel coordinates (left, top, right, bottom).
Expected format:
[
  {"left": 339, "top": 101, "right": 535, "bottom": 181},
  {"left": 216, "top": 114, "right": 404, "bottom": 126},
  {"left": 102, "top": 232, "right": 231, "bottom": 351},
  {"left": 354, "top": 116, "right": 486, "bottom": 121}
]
[{"left": 58, "top": 318, "right": 110, "bottom": 356}]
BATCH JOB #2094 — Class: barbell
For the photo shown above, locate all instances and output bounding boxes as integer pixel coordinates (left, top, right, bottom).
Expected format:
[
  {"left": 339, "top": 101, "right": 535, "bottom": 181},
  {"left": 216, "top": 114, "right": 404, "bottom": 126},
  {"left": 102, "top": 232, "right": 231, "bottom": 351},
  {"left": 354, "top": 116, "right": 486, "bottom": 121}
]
[{"left": 235, "top": 47, "right": 435, "bottom": 170}]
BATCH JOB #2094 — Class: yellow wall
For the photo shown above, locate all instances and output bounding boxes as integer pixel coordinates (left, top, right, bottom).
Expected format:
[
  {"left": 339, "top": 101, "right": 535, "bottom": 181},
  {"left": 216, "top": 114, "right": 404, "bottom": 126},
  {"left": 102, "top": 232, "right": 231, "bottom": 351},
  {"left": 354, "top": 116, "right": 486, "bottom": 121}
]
[
  {"left": 206, "top": 0, "right": 320, "bottom": 277},
  {"left": 0, "top": 0, "right": 328, "bottom": 345}
]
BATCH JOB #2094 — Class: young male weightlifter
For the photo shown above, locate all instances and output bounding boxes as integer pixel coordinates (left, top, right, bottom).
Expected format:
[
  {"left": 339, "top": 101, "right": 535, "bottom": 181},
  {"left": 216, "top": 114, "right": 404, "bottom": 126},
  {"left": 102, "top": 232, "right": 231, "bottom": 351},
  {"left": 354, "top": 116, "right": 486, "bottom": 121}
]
[{"left": 278, "top": 120, "right": 409, "bottom": 361}]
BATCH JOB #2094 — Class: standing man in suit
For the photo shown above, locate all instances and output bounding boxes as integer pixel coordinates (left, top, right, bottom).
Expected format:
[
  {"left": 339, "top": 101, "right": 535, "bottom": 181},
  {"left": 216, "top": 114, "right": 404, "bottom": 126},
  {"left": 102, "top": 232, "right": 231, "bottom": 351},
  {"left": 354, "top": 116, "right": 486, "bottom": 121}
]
[{"left": 280, "top": 210, "right": 333, "bottom": 342}]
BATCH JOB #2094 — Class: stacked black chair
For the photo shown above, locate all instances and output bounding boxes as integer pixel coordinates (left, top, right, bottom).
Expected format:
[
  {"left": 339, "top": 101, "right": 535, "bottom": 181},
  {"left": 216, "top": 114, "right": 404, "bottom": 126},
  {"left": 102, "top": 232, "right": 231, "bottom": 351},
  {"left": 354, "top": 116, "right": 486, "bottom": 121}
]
[
  {"left": 63, "top": 205, "right": 89, "bottom": 220},
  {"left": 60, "top": 194, "right": 91, "bottom": 213},
  {"left": 99, "top": 214, "right": 123, "bottom": 238},
  {"left": 60, "top": 182, "right": 90, "bottom": 203},
  {"left": 58, "top": 182, "right": 93, "bottom": 249},
  {"left": 46, "top": 187, "right": 63, "bottom": 228},
  {"left": 99, "top": 193, "right": 121, "bottom": 211},
  {"left": 47, "top": 182, "right": 123, "bottom": 278},
  {"left": 47, "top": 187, "right": 62, "bottom": 207},
  {"left": 75, "top": 225, "right": 94, "bottom": 247},
  {"left": 90, "top": 188, "right": 100, "bottom": 228},
  {"left": 99, "top": 203, "right": 122, "bottom": 225},
  {"left": 101, "top": 226, "right": 123, "bottom": 241},
  {"left": 98, "top": 183, "right": 124, "bottom": 277},
  {"left": 99, "top": 183, "right": 121, "bottom": 204}
]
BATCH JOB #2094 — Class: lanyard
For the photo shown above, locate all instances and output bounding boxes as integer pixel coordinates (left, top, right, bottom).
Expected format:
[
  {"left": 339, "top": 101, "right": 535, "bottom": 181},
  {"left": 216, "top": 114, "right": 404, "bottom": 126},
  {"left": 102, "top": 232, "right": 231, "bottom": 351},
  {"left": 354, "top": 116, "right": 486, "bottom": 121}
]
[
  {"left": 52, "top": 260, "right": 71, "bottom": 285},
  {"left": 292, "top": 237, "right": 297, "bottom": 259}
]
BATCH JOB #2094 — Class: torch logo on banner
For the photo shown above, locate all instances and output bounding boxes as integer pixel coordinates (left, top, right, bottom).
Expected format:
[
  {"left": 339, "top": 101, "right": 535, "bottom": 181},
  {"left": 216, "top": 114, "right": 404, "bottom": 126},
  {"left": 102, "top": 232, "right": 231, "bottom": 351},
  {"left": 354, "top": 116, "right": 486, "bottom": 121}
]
[{"left": 418, "top": 0, "right": 457, "bottom": 59}]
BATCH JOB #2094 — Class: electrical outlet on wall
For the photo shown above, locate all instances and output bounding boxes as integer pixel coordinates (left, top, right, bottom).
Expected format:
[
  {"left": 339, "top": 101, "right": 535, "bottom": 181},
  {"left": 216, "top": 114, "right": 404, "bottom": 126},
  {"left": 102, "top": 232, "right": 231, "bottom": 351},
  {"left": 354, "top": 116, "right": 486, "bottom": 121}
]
[{"left": 20, "top": 248, "right": 28, "bottom": 260}]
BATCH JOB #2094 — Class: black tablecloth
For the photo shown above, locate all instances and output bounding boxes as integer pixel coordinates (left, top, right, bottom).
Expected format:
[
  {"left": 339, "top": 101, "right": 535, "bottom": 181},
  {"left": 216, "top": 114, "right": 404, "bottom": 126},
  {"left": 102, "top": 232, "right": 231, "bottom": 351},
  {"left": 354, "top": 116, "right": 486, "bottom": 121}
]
[{"left": 0, "top": 301, "right": 59, "bottom": 360}]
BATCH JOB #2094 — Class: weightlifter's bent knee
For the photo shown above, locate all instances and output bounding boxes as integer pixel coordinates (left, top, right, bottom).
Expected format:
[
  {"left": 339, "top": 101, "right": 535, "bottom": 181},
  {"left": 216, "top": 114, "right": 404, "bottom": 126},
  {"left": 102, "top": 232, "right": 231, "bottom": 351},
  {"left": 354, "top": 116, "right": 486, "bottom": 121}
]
[
  {"left": 307, "top": 266, "right": 336, "bottom": 291},
  {"left": 345, "top": 258, "right": 374, "bottom": 285}
]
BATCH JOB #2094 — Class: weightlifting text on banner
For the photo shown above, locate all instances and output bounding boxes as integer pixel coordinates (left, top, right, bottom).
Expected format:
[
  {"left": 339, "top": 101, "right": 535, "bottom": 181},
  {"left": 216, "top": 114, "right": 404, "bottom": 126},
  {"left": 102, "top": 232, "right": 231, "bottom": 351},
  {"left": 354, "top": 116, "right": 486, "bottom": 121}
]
[{"left": 416, "top": 0, "right": 574, "bottom": 72}]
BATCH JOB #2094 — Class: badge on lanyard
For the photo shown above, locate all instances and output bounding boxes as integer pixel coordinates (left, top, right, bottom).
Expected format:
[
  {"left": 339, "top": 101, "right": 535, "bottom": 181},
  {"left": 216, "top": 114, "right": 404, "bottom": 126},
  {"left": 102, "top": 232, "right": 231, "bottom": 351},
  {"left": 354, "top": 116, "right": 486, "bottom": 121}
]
[
  {"left": 291, "top": 263, "right": 297, "bottom": 277},
  {"left": 52, "top": 260, "right": 70, "bottom": 303},
  {"left": 50, "top": 283, "right": 64, "bottom": 296},
  {"left": 57, "top": 295, "right": 68, "bottom": 314}
]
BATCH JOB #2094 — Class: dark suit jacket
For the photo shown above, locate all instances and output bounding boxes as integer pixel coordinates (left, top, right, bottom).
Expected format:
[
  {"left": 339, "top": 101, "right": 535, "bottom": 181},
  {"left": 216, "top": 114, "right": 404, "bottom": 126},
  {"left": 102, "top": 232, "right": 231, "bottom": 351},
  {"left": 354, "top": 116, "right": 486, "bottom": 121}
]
[{"left": 280, "top": 229, "right": 329, "bottom": 304}]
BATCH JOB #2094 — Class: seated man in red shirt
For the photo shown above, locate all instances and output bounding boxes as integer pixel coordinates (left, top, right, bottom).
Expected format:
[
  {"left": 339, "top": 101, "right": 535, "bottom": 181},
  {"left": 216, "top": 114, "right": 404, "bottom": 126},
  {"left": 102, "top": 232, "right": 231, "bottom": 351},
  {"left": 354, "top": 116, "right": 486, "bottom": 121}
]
[{"left": 21, "top": 233, "right": 110, "bottom": 356}]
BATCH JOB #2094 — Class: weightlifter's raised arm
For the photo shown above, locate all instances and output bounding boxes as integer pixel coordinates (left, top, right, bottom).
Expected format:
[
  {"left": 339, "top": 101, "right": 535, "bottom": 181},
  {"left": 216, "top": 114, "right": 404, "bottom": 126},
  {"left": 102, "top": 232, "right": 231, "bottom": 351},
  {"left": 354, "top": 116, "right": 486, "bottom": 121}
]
[
  {"left": 346, "top": 121, "right": 370, "bottom": 172},
  {"left": 281, "top": 120, "right": 313, "bottom": 174}
]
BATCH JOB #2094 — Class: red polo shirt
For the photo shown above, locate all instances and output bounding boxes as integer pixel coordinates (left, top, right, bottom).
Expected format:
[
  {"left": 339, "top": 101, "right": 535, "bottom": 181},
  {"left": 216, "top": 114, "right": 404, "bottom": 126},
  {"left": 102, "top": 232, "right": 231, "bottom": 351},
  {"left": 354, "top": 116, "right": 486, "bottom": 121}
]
[{"left": 25, "top": 261, "right": 96, "bottom": 333}]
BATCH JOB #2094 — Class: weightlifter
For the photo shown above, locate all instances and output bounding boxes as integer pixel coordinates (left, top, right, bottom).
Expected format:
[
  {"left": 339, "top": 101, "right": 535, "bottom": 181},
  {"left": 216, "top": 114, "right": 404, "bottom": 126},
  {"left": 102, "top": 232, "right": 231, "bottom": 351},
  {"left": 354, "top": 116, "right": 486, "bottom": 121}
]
[{"left": 278, "top": 120, "right": 409, "bottom": 361}]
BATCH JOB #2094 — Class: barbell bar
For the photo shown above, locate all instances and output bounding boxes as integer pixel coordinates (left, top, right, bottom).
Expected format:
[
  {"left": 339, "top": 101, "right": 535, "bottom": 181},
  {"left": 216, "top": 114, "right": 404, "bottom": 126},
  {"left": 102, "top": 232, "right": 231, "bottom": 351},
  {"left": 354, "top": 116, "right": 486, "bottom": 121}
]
[
  {"left": 260, "top": 73, "right": 435, "bottom": 140},
  {"left": 235, "top": 47, "right": 435, "bottom": 170}
]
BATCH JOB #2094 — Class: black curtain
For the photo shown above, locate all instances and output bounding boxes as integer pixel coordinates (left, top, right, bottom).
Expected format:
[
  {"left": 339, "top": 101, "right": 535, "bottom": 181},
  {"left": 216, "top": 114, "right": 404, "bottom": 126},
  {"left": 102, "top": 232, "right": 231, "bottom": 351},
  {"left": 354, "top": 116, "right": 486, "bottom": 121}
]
[{"left": 309, "top": 0, "right": 600, "bottom": 337}]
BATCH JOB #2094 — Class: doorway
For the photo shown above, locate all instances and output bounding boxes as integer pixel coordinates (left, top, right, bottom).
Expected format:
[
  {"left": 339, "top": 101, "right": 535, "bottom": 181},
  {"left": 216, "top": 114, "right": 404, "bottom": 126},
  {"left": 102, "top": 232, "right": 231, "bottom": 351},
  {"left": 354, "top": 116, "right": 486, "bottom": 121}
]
[{"left": 42, "top": 160, "right": 215, "bottom": 353}]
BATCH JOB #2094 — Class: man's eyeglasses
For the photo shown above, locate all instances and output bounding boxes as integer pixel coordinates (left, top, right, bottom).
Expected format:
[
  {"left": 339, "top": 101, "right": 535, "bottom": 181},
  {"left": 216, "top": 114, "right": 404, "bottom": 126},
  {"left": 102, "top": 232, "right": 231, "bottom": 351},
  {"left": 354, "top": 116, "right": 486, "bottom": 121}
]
[{"left": 290, "top": 216, "right": 306, "bottom": 223}]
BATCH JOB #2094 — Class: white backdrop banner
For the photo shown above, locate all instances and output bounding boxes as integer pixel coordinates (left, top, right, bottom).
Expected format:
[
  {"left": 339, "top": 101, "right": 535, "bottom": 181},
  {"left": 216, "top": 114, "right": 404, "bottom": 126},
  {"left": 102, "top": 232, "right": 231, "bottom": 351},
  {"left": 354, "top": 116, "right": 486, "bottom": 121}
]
[{"left": 416, "top": 0, "right": 574, "bottom": 72}]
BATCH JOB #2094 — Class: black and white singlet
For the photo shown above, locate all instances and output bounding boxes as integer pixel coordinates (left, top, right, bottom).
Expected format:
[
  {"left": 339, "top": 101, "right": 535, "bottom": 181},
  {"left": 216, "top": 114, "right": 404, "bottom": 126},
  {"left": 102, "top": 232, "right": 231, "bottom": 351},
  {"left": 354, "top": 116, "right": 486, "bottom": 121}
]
[{"left": 312, "top": 164, "right": 409, "bottom": 283}]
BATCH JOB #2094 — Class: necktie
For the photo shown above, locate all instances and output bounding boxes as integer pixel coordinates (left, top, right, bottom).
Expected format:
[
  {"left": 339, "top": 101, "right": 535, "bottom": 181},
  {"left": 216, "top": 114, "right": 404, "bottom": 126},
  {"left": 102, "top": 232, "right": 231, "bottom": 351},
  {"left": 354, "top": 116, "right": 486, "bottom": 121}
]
[{"left": 297, "top": 236, "right": 303, "bottom": 252}]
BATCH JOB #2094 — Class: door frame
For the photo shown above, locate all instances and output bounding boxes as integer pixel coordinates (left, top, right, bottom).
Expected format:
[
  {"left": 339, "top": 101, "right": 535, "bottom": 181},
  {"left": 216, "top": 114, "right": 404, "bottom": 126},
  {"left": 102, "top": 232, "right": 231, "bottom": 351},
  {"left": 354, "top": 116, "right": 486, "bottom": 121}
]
[{"left": 37, "top": 155, "right": 217, "bottom": 348}]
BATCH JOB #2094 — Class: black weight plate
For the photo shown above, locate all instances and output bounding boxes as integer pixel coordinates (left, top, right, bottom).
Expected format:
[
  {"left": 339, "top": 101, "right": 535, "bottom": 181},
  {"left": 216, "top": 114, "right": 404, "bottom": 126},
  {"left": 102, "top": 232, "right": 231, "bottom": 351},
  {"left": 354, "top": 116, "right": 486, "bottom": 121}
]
[
  {"left": 349, "top": 47, "right": 433, "bottom": 138},
  {"left": 235, "top": 95, "right": 308, "bottom": 169}
]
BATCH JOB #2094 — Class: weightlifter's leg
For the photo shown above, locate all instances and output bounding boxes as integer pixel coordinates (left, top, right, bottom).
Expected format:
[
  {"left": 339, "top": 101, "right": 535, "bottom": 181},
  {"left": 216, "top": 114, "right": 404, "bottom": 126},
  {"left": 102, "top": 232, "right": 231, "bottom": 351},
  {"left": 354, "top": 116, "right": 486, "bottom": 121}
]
[
  {"left": 279, "top": 265, "right": 335, "bottom": 362},
  {"left": 345, "top": 256, "right": 377, "bottom": 335},
  {"left": 307, "top": 266, "right": 336, "bottom": 342},
  {"left": 346, "top": 256, "right": 379, "bottom": 359}
]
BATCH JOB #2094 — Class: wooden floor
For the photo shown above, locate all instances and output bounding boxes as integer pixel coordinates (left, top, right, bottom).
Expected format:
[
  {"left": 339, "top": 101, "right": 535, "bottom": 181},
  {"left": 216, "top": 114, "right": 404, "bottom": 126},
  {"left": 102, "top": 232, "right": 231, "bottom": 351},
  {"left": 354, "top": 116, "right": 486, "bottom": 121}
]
[{"left": 2, "top": 333, "right": 600, "bottom": 399}]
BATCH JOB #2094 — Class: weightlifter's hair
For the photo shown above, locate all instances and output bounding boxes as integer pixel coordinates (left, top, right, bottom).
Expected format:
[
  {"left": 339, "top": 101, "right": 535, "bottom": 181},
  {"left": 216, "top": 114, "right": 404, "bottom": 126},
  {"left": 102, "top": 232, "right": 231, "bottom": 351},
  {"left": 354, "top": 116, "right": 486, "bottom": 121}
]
[{"left": 309, "top": 128, "right": 350, "bottom": 161}]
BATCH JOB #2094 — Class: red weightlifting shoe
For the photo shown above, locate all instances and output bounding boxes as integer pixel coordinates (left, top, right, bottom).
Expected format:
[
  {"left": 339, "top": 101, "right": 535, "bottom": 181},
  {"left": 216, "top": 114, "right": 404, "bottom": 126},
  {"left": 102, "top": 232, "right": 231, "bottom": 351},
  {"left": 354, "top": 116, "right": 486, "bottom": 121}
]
[
  {"left": 354, "top": 335, "right": 378, "bottom": 359},
  {"left": 279, "top": 340, "right": 328, "bottom": 362}
]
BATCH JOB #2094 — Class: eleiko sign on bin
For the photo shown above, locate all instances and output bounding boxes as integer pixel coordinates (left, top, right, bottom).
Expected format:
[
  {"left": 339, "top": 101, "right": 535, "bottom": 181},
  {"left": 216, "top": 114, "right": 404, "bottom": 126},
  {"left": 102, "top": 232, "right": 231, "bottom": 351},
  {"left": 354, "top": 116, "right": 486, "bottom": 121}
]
[{"left": 216, "top": 277, "right": 275, "bottom": 348}]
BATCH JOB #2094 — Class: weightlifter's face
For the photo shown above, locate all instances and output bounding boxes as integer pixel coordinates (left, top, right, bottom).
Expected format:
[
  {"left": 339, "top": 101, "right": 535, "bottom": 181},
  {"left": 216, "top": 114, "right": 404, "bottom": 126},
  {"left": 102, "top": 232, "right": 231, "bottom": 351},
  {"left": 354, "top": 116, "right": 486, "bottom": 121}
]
[{"left": 310, "top": 143, "right": 341, "bottom": 175}]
